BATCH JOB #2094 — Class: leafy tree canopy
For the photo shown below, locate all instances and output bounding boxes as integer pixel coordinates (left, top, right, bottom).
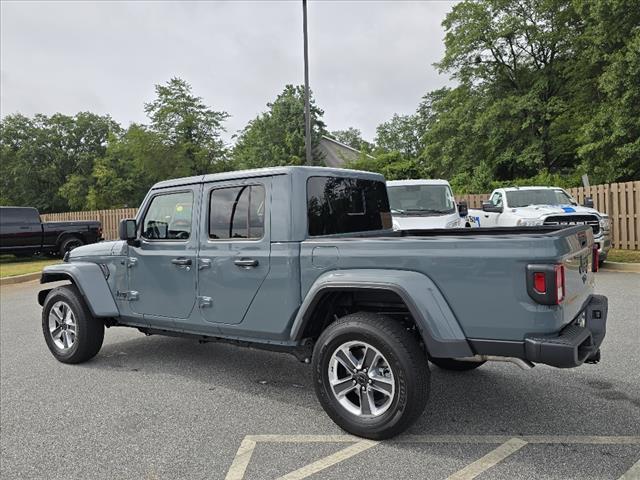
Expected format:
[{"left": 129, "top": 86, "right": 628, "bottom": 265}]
[{"left": 232, "top": 85, "right": 326, "bottom": 169}]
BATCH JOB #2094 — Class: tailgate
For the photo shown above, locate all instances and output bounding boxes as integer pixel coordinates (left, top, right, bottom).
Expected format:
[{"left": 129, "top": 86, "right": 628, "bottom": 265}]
[
  {"left": 526, "top": 225, "right": 595, "bottom": 325},
  {"left": 560, "top": 226, "right": 595, "bottom": 323}
]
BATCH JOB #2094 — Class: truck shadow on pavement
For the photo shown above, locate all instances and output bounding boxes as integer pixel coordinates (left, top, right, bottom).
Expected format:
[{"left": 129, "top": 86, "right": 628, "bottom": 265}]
[{"left": 86, "top": 333, "right": 640, "bottom": 437}]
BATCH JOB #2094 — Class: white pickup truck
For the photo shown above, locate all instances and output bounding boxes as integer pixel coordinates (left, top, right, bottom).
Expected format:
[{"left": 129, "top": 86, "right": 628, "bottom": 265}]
[
  {"left": 387, "top": 179, "right": 470, "bottom": 230},
  {"left": 468, "top": 186, "right": 611, "bottom": 264}
]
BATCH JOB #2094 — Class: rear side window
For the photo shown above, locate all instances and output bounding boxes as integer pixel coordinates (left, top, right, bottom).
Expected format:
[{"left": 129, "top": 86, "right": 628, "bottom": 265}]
[
  {"left": 307, "top": 176, "right": 391, "bottom": 236},
  {"left": 209, "top": 185, "right": 265, "bottom": 240},
  {"left": 142, "top": 191, "right": 193, "bottom": 240},
  {"left": 0, "top": 208, "right": 39, "bottom": 224}
]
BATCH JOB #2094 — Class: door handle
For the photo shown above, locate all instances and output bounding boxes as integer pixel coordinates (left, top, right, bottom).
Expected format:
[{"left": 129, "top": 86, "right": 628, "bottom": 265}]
[
  {"left": 171, "top": 258, "right": 192, "bottom": 266},
  {"left": 234, "top": 258, "right": 258, "bottom": 268}
]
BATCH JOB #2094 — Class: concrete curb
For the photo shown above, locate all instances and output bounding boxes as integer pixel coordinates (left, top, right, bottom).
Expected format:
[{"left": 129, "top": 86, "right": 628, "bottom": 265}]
[
  {"left": 601, "top": 262, "right": 640, "bottom": 273},
  {"left": 0, "top": 272, "right": 41, "bottom": 286}
]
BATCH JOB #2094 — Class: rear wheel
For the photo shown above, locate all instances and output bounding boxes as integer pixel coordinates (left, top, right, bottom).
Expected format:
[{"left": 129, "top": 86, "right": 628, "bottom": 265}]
[
  {"left": 42, "top": 285, "right": 104, "bottom": 364},
  {"left": 312, "top": 312, "right": 430, "bottom": 440},
  {"left": 430, "top": 357, "right": 485, "bottom": 371},
  {"left": 59, "top": 236, "right": 84, "bottom": 257}
]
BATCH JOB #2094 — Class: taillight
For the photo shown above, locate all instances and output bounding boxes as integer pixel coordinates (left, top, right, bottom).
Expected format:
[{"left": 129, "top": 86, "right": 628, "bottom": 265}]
[
  {"left": 534, "top": 272, "right": 546, "bottom": 294},
  {"left": 592, "top": 246, "right": 599, "bottom": 272},
  {"left": 554, "top": 264, "right": 565, "bottom": 304},
  {"left": 527, "top": 264, "right": 565, "bottom": 305}
]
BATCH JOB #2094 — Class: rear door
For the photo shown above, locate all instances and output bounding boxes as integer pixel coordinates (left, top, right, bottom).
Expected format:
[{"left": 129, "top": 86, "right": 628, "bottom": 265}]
[{"left": 197, "top": 177, "right": 271, "bottom": 325}]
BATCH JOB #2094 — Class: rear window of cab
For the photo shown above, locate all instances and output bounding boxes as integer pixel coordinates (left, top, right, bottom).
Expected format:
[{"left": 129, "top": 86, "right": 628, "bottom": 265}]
[{"left": 306, "top": 176, "right": 392, "bottom": 236}]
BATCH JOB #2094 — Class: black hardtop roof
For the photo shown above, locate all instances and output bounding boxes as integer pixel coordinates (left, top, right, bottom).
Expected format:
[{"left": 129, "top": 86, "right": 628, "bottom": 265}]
[{"left": 151, "top": 166, "right": 385, "bottom": 190}]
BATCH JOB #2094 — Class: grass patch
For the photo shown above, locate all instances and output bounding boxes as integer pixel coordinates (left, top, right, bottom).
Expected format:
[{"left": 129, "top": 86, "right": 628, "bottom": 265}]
[
  {"left": 606, "top": 249, "right": 640, "bottom": 263},
  {"left": 0, "top": 255, "right": 59, "bottom": 278}
]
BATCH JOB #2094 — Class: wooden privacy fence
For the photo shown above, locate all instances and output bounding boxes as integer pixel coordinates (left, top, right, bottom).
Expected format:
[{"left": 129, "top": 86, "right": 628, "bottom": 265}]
[
  {"left": 41, "top": 208, "right": 138, "bottom": 241},
  {"left": 41, "top": 181, "right": 639, "bottom": 250}
]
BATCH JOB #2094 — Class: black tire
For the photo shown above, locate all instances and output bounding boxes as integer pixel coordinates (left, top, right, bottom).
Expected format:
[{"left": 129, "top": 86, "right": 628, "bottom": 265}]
[
  {"left": 42, "top": 285, "right": 104, "bottom": 364},
  {"left": 312, "top": 312, "right": 430, "bottom": 440},
  {"left": 58, "top": 236, "right": 84, "bottom": 257},
  {"left": 430, "top": 357, "right": 485, "bottom": 371}
]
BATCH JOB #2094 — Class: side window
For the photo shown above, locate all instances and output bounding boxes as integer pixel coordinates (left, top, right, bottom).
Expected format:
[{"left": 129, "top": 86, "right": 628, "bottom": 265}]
[
  {"left": 209, "top": 185, "right": 265, "bottom": 240},
  {"left": 307, "top": 176, "right": 391, "bottom": 236},
  {"left": 491, "top": 192, "right": 503, "bottom": 208},
  {"left": 141, "top": 191, "right": 193, "bottom": 240}
]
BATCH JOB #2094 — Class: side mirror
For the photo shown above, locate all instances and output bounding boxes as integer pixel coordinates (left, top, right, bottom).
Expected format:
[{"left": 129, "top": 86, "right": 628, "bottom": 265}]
[
  {"left": 482, "top": 201, "right": 503, "bottom": 213},
  {"left": 119, "top": 218, "right": 137, "bottom": 242},
  {"left": 458, "top": 201, "right": 468, "bottom": 217},
  {"left": 583, "top": 196, "right": 594, "bottom": 208}
]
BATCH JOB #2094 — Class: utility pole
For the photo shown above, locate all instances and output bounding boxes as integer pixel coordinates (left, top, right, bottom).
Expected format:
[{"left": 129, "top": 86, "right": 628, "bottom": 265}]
[{"left": 302, "top": 0, "right": 312, "bottom": 165}]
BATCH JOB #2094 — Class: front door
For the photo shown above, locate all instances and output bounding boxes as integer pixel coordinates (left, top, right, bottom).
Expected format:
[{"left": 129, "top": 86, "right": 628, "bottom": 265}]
[
  {"left": 128, "top": 187, "right": 199, "bottom": 325},
  {"left": 480, "top": 191, "right": 503, "bottom": 227},
  {"left": 197, "top": 178, "right": 271, "bottom": 325}
]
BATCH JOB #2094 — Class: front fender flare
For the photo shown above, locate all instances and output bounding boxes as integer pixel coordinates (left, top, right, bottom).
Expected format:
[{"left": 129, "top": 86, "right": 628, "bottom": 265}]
[
  {"left": 291, "top": 269, "right": 473, "bottom": 358},
  {"left": 40, "top": 262, "right": 118, "bottom": 318}
]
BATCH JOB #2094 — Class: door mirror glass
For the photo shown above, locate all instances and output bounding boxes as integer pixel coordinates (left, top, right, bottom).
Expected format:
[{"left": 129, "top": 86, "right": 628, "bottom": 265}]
[
  {"left": 482, "top": 201, "right": 503, "bottom": 213},
  {"left": 458, "top": 201, "right": 468, "bottom": 217},
  {"left": 583, "top": 196, "right": 594, "bottom": 208},
  {"left": 119, "top": 219, "right": 137, "bottom": 241}
]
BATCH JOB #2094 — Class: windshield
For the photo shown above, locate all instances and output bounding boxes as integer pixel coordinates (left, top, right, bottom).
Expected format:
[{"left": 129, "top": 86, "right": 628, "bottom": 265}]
[
  {"left": 387, "top": 184, "right": 456, "bottom": 215},
  {"left": 506, "top": 189, "right": 575, "bottom": 208}
]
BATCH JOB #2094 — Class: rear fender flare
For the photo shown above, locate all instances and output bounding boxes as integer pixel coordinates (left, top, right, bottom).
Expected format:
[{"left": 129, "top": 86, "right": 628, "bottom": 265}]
[
  {"left": 39, "top": 262, "right": 118, "bottom": 318},
  {"left": 290, "top": 269, "right": 473, "bottom": 358}
]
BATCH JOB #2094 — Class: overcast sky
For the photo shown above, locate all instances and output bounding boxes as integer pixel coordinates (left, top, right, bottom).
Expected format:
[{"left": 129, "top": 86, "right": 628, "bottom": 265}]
[{"left": 1, "top": 0, "right": 455, "bottom": 143}]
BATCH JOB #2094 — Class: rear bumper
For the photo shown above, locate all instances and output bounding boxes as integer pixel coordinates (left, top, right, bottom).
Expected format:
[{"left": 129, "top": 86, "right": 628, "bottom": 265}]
[
  {"left": 468, "top": 294, "right": 608, "bottom": 368},
  {"left": 524, "top": 294, "right": 608, "bottom": 368}
]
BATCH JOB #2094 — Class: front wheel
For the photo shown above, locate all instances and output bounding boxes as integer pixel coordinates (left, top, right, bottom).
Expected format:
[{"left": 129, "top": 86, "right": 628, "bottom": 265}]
[
  {"left": 312, "top": 312, "right": 430, "bottom": 440},
  {"left": 42, "top": 285, "right": 104, "bottom": 364}
]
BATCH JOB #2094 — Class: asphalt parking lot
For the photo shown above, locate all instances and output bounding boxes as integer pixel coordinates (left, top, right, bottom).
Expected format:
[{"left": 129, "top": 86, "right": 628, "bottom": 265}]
[{"left": 1, "top": 271, "right": 639, "bottom": 480}]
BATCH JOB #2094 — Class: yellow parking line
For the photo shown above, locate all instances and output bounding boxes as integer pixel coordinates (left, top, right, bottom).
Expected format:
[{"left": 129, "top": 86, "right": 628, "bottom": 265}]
[
  {"left": 618, "top": 457, "right": 640, "bottom": 480},
  {"left": 276, "top": 440, "right": 379, "bottom": 480},
  {"left": 445, "top": 438, "right": 528, "bottom": 480}
]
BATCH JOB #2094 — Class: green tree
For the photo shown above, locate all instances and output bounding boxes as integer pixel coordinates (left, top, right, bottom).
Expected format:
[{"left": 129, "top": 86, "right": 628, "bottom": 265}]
[
  {"left": 89, "top": 78, "right": 232, "bottom": 208},
  {"left": 374, "top": 114, "right": 423, "bottom": 159},
  {"left": 574, "top": 0, "right": 640, "bottom": 182},
  {"left": 144, "top": 77, "right": 230, "bottom": 175},
  {"left": 232, "top": 85, "right": 326, "bottom": 168},
  {"left": 330, "top": 128, "right": 373, "bottom": 152},
  {"left": 0, "top": 112, "right": 119, "bottom": 212}
]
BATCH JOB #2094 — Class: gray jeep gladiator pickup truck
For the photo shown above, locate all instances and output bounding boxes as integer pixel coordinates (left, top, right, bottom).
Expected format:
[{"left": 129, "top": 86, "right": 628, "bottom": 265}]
[{"left": 39, "top": 166, "right": 608, "bottom": 439}]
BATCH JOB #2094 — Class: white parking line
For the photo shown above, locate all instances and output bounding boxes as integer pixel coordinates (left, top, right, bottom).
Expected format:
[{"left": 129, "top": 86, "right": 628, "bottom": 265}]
[
  {"left": 276, "top": 440, "right": 379, "bottom": 480},
  {"left": 445, "top": 438, "right": 528, "bottom": 480},
  {"left": 224, "top": 434, "right": 640, "bottom": 480},
  {"left": 618, "top": 457, "right": 640, "bottom": 480},
  {"left": 224, "top": 437, "right": 257, "bottom": 480}
]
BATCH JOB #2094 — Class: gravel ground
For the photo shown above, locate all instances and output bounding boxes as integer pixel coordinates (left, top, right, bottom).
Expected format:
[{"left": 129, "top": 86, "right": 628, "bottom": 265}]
[{"left": 1, "top": 271, "right": 639, "bottom": 479}]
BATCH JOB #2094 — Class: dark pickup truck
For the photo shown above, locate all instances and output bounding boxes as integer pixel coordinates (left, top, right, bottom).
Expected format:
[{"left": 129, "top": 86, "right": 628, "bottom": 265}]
[{"left": 0, "top": 207, "right": 102, "bottom": 257}]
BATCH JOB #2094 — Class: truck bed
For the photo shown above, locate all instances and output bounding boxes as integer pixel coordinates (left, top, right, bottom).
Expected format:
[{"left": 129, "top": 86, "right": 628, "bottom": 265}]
[{"left": 301, "top": 224, "right": 594, "bottom": 342}]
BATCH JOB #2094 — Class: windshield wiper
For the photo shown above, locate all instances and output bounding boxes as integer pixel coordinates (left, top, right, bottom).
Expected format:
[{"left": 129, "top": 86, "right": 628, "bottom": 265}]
[{"left": 404, "top": 208, "right": 453, "bottom": 215}]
